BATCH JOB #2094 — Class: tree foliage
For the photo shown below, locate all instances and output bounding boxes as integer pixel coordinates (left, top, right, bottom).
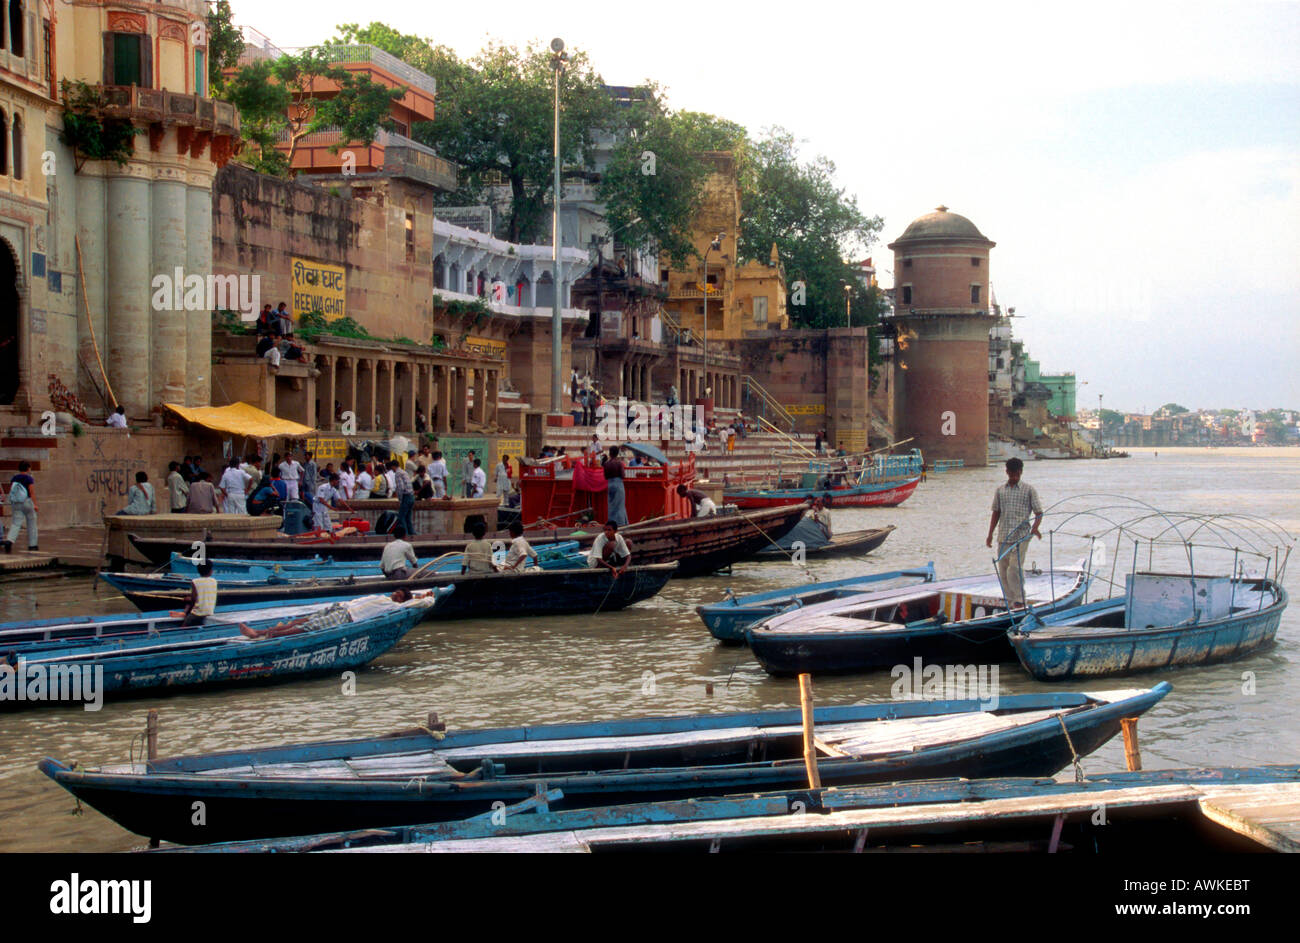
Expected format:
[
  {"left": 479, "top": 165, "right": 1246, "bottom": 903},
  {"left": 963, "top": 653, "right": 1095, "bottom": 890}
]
[
  {"left": 740, "top": 128, "right": 884, "bottom": 332},
  {"left": 1098, "top": 408, "right": 1126, "bottom": 428},
  {"left": 1156, "top": 402, "right": 1189, "bottom": 416},
  {"left": 58, "top": 80, "right": 144, "bottom": 172},
  {"left": 409, "top": 41, "right": 615, "bottom": 243},
  {"left": 220, "top": 49, "right": 404, "bottom": 178},
  {"left": 599, "top": 95, "right": 747, "bottom": 266},
  {"left": 205, "top": 1, "right": 244, "bottom": 94}
]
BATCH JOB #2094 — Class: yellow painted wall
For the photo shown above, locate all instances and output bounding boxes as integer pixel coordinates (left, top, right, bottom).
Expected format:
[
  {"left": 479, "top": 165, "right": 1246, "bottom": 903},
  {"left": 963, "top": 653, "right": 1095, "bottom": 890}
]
[{"left": 159, "top": 39, "right": 186, "bottom": 92}]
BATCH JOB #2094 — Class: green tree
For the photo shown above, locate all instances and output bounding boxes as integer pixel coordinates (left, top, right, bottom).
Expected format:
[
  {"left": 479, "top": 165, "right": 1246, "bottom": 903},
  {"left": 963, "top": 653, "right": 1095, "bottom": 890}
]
[
  {"left": 599, "top": 96, "right": 747, "bottom": 266},
  {"left": 1099, "top": 408, "right": 1126, "bottom": 428},
  {"left": 740, "top": 128, "right": 884, "bottom": 331},
  {"left": 220, "top": 49, "right": 405, "bottom": 177},
  {"left": 411, "top": 41, "right": 616, "bottom": 243},
  {"left": 1156, "top": 402, "right": 1189, "bottom": 416},
  {"left": 205, "top": 1, "right": 244, "bottom": 94},
  {"left": 58, "top": 80, "right": 144, "bottom": 171}
]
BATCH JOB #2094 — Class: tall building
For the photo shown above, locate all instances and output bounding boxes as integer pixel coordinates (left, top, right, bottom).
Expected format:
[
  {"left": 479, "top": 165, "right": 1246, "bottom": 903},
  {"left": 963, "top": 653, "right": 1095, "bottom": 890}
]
[{"left": 887, "top": 206, "right": 995, "bottom": 466}]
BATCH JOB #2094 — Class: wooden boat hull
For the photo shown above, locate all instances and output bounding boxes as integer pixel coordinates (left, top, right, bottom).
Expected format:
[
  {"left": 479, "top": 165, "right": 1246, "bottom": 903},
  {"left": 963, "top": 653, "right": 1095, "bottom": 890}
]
[
  {"left": 725, "top": 476, "right": 920, "bottom": 510},
  {"left": 748, "top": 571, "right": 1090, "bottom": 675},
  {"left": 697, "top": 564, "right": 938, "bottom": 643},
  {"left": 113, "top": 565, "right": 676, "bottom": 618},
  {"left": 38, "top": 686, "right": 1169, "bottom": 844},
  {"left": 1011, "top": 581, "right": 1288, "bottom": 680},
  {"left": 166, "top": 763, "right": 1300, "bottom": 853},
  {"left": 3, "top": 605, "right": 430, "bottom": 708},
  {"left": 751, "top": 523, "right": 896, "bottom": 560},
  {"left": 126, "top": 505, "right": 808, "bottom": 579}
]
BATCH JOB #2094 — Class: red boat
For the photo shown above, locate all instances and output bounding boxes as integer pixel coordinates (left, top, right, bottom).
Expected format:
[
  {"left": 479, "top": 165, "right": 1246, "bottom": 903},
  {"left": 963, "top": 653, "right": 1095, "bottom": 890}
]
[{"left": 724, "top": 475, "right": 921, "bottom": 510}]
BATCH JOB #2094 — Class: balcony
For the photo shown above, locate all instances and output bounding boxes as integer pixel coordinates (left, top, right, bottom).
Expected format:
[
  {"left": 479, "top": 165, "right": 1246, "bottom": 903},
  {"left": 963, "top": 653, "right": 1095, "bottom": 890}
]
[
  {"left": 279, "top": 127, "right": 457, "bottom": 190},
  {"left": 668, "top": 287, "right": 721, "bottom": 301},
  {"left": 98, "top": 86, "right": 240, "bottom": 136}
]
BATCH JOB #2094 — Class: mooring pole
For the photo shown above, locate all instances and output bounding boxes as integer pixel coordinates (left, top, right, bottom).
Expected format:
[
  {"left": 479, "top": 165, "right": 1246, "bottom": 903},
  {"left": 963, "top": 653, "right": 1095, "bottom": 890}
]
[
  {"left": 799, "top": 673, "right": 821, "bottom": 789},
  {"left": 1120, "top": 716, "right": 1142, "bottom": 771}
]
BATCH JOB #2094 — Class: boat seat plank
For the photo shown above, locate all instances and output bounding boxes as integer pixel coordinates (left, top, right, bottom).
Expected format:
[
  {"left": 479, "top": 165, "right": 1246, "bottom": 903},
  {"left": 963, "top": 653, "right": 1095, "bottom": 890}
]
[{"left": 1197, "top": 783, "right": 1300, "bottom": 852}]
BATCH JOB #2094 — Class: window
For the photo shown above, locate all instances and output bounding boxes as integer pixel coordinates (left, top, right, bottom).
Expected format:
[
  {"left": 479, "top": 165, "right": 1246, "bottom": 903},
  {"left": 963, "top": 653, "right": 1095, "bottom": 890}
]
[
  {"left": 405, "top": 213, "right": 415, "bottom": 261},
  {"left": 903, "top": 258, "right": 912, "bottom": 268},
  {"left": 105, "top": 33, "right": 152, "bottom": 87},
  {"left": 971, "top": 257, "right": 980, "bottom": 266},
  {"left": 9, "top": 1, "right": 23, "bottom": 58},
  {"left": 659, "top": 268, "right": 669, "bottom": 283},
  {"left": 194, "top": 47, "right": 205, "bottom": 96},
  {"left": 754, "top": 296, "right": 769, "bottom": 326},
  {"left": 971, "top": 284, "right": 981, "bottom": 304},
  {"left": 11, "top": 114, "right": 21, "bottom": 180},
  {"left": 43, "top": 19, "right": 54, "bottom": 98},
  {"left": 901, "top": 285, "right": 912, "bottom": 304}
]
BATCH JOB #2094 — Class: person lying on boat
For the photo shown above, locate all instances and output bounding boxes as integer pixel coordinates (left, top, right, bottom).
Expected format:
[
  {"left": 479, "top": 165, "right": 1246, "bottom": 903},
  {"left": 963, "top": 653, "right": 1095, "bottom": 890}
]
[
  {"left": 587, "top": 521, "right": 631, "bottom": 577},
  {"left": 806, "top": 497, "right": 833, "bottom": 539},
  {"left": 182, "top": 562, "right": 217, "bottom": 627},
  {"left": 462, "top": 520, "right": 497, "bottom": 574},
  {"left": 238, "top": 590, "right": 416, "bottom": 640},
  {"left": 676, "top": 484, "right": 717, "bottom": 517},
  {"left": 381, "top": 525, "right": 417, "bottom": 579},
  {"left": 501, "top": 520, "right": 539, "bottom": 572}
]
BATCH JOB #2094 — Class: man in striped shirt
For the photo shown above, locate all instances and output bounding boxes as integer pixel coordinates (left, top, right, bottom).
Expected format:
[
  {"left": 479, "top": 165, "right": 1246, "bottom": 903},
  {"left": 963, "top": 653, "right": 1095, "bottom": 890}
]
[{"left": 986, "top": 458, "right": 1044, "bottom": 608}]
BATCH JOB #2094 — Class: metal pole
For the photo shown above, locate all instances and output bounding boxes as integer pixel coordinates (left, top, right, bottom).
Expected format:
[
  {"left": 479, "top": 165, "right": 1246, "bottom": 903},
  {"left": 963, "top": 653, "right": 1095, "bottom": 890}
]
[
  {"left": 550, "top": 53, "right": 563, "bottom": 414},
  {"left": 702, "top": 243, "right": 710, "bottom": 396}
]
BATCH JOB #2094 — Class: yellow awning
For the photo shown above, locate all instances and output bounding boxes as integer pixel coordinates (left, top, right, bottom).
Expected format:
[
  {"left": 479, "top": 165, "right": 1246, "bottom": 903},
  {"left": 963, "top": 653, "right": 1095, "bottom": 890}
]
[{"left": 163, "top": 402, "right": 316, "bottom": 439}]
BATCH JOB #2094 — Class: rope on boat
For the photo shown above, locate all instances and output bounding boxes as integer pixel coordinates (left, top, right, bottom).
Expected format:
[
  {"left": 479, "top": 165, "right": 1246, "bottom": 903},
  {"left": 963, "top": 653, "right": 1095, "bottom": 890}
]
[
  {"left": 737, "top": 510, "right": 817, "bottom": 583},
  {"left": 1056, "top": 713, "right": 1085, "bottom": 782},
  {"left": 415, "top": 725, "right": 446, "bottom": 741}
]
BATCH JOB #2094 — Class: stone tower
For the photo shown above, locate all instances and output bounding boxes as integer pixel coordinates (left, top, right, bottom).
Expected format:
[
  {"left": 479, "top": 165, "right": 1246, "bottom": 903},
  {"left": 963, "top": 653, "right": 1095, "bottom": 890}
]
[{"left": 888, "top": 206, "right": 995, "bottom": 467}]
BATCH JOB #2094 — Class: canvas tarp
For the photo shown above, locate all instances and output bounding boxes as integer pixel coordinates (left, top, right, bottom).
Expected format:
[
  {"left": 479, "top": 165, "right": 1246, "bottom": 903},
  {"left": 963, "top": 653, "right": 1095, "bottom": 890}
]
[{"left": 163, "top": 402, "right": 315, "bottom": 439}]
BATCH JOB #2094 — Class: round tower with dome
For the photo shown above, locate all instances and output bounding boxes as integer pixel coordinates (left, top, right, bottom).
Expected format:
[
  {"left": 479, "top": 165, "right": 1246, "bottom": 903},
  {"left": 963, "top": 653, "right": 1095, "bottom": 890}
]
[{"left": 887, "top": 206, "right": 996, "bottom": 467}]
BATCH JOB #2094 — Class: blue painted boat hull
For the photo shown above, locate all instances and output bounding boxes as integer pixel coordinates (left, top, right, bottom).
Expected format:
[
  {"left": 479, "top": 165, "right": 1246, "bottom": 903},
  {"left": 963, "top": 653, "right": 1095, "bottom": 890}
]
[
  {"left": 1011, "top": 580, "right": 1287, "bottom": 680},
  {"left": 697, "top": 564, "right": 937, "bottom": 643},
  {"left": 37, "top": 684, "right": 1169, "bottom": 843},
  {"left": 4, "top": 606, "right": 429, "bottom": 708}
]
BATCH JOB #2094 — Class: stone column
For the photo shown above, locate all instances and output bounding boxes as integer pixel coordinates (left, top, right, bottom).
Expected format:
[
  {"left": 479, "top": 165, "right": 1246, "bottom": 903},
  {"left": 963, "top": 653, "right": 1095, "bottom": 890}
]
[
  {"left": 75, "top": 172, "right": 108, "bottom": 411},
  {"left": 376, "top": 360, "right": 394, "bottom": 432},
  {"left": 421, "top": 364, "right": 434, "bottom": 435},
  {"left": 435, "top": 365, "right": 451, "bottom": 433},
  {"left": 335, "top": 356, "right": 355, "bottom": 429},
  {"left": 152, "top": 171, "right": 189, "bottom": 406},
  {"left": 185, "top": 174, "right": 214, "bottom": 406},
  {"left": 473, "top": 367, "right": 488, "bottom": 425},
  {"left": 315, "top": 355, "right": 335, "bottom": 429},
  {"left": 106, "top": 171, "right": 152, "bottom": 416},
  {"left": 401, "top": 363, "right": 417, "bottom": 433},
  {"left": 356, "top": 359, "right": 376, "bottom": 432},
  {"left": 453, "top": 367, "right": 468, "bottom": 432},
  {"left": 487, "top": 369, "right": 499, "bottom": 427}
]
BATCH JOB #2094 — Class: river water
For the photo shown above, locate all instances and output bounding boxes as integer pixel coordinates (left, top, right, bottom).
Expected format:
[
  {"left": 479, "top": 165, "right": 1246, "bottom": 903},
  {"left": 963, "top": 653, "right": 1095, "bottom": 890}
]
[{"left": 2, "top": 446, "right": 1296, "bottom": 851}]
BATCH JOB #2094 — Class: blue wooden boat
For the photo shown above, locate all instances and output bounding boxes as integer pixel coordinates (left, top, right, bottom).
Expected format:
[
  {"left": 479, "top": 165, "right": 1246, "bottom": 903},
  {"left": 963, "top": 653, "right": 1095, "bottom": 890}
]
[
  {"left": 1011, "top": 575, "right": 1288, "bottom": 680},
  {"left": 747, "top": 567, "right": 1090, "bottom": 675},
  {"left": 4, "top": 594, "right": 442, "bottom": 709},
  {"left": 164, "top": 542, "right": 584, "bottom": 579},
  {"left": 108, "top": 564, "right": 677, "bottom": 618},
  {"left": 697, "top": 563, "right": 937, "bottom": 642},
  {"left": 160, "top": 763, "right": 1300, "bottom": 853},
  {"left": 38, "top": 684, "right": 1169, "bottom": 843}
]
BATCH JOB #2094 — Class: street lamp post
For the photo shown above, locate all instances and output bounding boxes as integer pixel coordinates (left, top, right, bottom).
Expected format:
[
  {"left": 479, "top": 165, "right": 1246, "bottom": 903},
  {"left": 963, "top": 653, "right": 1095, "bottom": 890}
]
[
  {"left": 844, "top": 284, "right": 852, "bottom": 328},
  {"left": 550, "top": 38, "right": 568, "bottom": 416}
]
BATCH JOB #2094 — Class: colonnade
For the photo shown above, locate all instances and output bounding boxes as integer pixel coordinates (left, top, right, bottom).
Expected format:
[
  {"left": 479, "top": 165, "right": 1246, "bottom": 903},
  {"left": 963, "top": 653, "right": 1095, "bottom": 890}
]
[{"left": 313, "top": 352, "right": 500, "bottom": 434}]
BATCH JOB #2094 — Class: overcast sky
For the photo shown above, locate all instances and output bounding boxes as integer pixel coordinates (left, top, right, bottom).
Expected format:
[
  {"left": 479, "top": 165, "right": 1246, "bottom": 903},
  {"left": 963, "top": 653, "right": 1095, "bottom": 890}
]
[{"left": 230, "top": 0, "right": 1300, "bottom": 413}]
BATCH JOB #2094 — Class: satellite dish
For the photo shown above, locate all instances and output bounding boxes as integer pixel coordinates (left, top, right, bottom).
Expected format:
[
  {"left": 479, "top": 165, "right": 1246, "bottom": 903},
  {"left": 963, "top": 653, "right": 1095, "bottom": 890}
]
[{"left": 550, "top": 38, "right": 565, "bottom": 53}]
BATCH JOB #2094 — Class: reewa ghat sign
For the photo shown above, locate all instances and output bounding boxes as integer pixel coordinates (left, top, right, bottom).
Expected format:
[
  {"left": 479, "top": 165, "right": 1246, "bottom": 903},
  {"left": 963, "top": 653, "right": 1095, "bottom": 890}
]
[{"left": 292, "top": 258, "right": 347, "bottom": 320}]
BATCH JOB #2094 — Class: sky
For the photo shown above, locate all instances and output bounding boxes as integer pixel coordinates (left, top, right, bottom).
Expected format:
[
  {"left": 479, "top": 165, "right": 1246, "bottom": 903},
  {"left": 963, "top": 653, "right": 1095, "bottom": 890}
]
[{"left": 229, "top": 0, "right": 1300, "bottom": 413}]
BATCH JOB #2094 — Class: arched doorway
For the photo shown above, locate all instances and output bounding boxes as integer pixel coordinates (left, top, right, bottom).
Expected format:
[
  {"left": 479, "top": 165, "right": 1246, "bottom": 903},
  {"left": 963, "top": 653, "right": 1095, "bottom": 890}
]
[{"left": 0, "top": 241, "right": 19, "bottom": 405}]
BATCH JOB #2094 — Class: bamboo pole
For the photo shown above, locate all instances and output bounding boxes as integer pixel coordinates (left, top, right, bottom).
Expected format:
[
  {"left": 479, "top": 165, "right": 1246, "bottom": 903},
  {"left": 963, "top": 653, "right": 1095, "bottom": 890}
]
[
  {"left": 799, "top": 673, "right": 821, "bottom": 789},
  {"left": 75, "top": 235, "right": 116, "bottom": 408},
  {"left": 1120, "top": 716, "right": 1142, "bottom": 771}
]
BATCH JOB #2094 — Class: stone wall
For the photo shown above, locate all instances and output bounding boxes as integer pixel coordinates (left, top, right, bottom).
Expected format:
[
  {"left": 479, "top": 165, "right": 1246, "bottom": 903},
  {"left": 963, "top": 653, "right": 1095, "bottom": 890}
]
[{"left": 212, "top": 166, "right": 434, "bottom": 342}]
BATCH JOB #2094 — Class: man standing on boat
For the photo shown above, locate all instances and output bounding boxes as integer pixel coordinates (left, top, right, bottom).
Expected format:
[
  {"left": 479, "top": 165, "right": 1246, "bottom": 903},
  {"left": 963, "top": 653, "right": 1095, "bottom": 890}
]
[{"left": 986, "top": 457, "right": 1043, "bottom": 608}]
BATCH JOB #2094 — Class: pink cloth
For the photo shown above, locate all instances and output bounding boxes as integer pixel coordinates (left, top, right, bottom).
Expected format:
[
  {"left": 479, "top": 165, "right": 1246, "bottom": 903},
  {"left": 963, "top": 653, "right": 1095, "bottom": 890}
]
[{"left": 573, "top": 462, "right": 608, "bottom": 492}]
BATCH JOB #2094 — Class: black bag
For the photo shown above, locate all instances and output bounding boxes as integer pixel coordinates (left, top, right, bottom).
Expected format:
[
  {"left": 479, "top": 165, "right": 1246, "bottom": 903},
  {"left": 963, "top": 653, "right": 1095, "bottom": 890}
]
[{"left": 374, "top": 510, "right": 399, "bottom": 535}]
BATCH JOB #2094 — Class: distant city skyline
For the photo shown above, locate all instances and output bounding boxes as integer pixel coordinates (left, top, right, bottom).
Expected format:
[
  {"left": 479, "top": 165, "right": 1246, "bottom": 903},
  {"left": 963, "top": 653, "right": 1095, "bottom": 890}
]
[{"left": 229, "top": 0, "right": 1300, "bottom": 409}]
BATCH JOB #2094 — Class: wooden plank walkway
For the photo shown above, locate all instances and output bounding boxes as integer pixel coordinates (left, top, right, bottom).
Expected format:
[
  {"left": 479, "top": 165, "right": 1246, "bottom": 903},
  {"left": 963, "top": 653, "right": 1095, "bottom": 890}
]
[{"left": 1198, "top": 783, "right": 1300, "bottom": 853}]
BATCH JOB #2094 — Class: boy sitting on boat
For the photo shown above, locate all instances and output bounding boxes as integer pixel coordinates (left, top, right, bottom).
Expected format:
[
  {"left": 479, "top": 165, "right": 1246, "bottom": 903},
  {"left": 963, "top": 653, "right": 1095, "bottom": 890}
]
[{"left": 587, "top": 521, "right": 631, "bottom": 577}]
